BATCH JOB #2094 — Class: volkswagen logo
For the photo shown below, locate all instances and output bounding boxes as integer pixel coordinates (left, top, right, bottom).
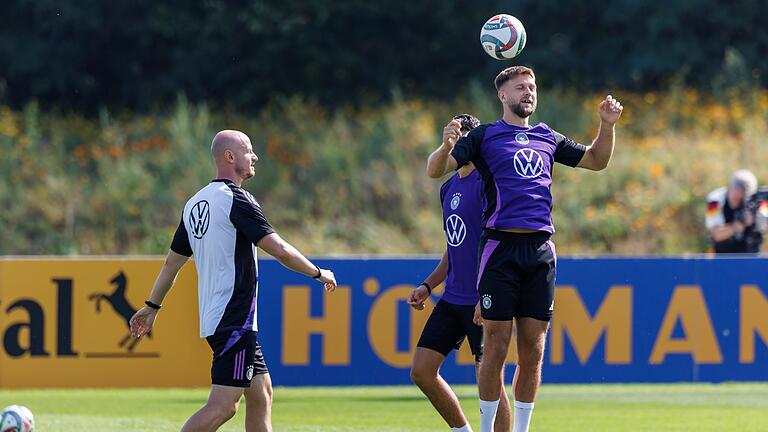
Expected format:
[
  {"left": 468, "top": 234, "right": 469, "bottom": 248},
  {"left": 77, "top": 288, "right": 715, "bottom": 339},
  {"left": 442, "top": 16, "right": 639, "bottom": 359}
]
[
  {"left": 445, "top": 214, "right": 467, "bottom": 247},
  {"left": 189, "top": 200, "right": 210, "bottom": 239},
  {"left": 513, "top": 148, "right": 544, "bottom": 178}
]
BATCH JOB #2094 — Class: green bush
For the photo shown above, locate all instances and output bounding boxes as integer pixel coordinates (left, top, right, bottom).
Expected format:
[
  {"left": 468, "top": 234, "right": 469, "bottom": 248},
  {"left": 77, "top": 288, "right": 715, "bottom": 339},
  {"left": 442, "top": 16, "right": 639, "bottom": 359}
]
[{"left": 1, "top": 84, "right": 766, "bottom": 255}]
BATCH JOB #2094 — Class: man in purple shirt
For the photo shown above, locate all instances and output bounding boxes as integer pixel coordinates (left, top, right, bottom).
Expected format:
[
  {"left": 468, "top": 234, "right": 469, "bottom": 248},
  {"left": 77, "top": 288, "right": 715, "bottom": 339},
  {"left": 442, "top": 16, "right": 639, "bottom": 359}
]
[
  {"left": 426, "top": 66, "right": 623, "bottom": 432},
  {"left": 408, "top": 114, "right": 510, "bottom": 432}
]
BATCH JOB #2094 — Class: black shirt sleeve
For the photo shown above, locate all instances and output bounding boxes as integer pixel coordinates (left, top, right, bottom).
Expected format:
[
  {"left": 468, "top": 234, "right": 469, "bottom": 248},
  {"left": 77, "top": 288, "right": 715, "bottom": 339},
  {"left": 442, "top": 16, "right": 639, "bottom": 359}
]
[
  {"left": 170, "top": 215, "right": 193, "bottom": 257},
  {"left": 553, "top": 129, "right": 588, "bottom": 167},
  {"left": 229, "top": 187, "right": 276, "bottom": 245},
  {"left": 450, "top": 125, "right": 487, "bottom": 169}
]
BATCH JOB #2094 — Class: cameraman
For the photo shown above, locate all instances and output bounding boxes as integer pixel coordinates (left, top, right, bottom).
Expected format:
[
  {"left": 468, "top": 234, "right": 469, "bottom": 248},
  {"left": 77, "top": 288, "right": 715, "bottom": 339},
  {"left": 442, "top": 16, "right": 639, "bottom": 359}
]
[{"left": 705, "top": 169, "right": 763, "bottom": 253}]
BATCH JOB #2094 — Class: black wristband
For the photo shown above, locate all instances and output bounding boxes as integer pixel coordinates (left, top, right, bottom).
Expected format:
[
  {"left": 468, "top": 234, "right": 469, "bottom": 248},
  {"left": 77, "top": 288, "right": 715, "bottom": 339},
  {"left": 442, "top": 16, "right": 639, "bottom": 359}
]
[
  {"left": 145, "top": 300, "right": 161, "bottom": 310},
  {"left": 312, "top": 264, "right": 322, "bottom": 279},
  {"left": 420, "top": 282, "right": 432, "bottom": 295}
]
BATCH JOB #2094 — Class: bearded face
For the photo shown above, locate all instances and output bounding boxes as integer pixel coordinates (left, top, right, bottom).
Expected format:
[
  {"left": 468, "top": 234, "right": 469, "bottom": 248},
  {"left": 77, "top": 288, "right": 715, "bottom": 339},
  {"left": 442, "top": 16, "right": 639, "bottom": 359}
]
[
  {"left": 500, "top": 75, "right": 537, "bottom": 118},
  {"left": 510, "top": 99, "right": 536, "bottom": 118}
]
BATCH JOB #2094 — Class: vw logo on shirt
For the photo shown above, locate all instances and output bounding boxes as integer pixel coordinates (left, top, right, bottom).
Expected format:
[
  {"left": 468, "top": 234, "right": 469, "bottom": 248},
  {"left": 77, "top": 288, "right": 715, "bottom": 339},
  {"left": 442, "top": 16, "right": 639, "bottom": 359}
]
[
  {"left": 445, "top": 214, "right": 467, "bottom": 247},
  {"left": 189, "top": 200, "right": 210, "bottom": 239},
  {"left": 513, "top": 148, "right": 544, "bottom": 178}
]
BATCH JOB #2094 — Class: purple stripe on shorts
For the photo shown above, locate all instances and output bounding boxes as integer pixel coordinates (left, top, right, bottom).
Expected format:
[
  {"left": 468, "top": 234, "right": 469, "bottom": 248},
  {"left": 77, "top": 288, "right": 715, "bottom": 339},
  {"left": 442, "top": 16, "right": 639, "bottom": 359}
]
[
  {"left": 486, "top": 181, "right": 502, "bottom": 228},
  {"left": 239, "top": 350, "right": 245, "bottom": 380},
  {"left": 234, "top": 350, "right": 244, "bottom": 380},
  {"left": 239, "top": 350, "right": 244, "bottom": 380},
  {"left": 238, "top": 351, "right": 242, "bottom": 380},
  {"left": 476, "top": 239, "right": 500, "bottom": 290},
  {"left": 546, "top": 239, "right": 557, "bottom": 267}
]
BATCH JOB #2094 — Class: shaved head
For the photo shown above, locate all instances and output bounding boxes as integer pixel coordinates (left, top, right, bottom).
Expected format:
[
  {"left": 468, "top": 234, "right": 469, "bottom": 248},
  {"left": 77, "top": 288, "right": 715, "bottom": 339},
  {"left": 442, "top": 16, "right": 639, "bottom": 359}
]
[
  {"left": 211, "top": 130, "right": 258, "bottom": 185},
  {"left": 211, "top": 130, "right": 250, "bottom": 162}
]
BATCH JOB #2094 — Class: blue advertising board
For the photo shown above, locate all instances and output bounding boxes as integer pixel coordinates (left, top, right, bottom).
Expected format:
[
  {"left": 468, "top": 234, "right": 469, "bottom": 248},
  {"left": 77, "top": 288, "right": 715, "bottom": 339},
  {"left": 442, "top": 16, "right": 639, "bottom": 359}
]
[{"left": 256, "top": 257, "right": 768, "bottom": 386}]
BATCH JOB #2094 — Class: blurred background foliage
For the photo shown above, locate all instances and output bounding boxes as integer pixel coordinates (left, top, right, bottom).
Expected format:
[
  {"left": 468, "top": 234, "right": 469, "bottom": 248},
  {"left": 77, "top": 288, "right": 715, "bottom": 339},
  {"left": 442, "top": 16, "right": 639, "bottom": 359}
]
[
  {"left": 1, "top": 0, "right": 767, "bottom": 255},
  {"left": 2, "top": 83, "right": 767, "bottom": 255}
]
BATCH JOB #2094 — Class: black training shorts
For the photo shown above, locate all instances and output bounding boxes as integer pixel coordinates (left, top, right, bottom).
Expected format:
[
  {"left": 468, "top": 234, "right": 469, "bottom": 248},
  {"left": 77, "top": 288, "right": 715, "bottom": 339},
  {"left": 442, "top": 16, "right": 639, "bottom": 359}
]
[
  {"left": 477, "top": 230, "right": 556, "bottom": 322},
  {"left": 417, "top": 299, "right": 483, "bottom": 361},
  {"left": 206, "top": 330, "right": 268, "bottom": 388}
]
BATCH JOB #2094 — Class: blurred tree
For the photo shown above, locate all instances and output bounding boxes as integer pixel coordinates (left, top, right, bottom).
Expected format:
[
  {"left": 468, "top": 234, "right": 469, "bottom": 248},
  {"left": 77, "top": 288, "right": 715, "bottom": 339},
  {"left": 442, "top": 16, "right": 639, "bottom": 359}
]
[{"left": 0, "top": 0, "right": 766, "bottom": 111}]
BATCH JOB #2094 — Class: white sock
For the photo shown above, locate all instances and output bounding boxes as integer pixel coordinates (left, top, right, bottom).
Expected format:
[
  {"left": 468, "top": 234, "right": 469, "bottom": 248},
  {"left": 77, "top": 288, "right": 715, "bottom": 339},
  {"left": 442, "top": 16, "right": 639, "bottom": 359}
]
[
  {"left": 451, "top": 424, "right": 473, "bottom": 432},
  {"left": 479, "top": 399, "right": 500, "bottom": 432},
  {"left": 512, "top": 400, "right": 535, "bottom": 432}
]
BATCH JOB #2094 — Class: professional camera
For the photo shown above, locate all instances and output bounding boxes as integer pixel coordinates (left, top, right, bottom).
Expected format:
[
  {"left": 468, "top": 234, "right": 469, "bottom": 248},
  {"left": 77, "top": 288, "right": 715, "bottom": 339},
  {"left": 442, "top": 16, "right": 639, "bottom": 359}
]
[{"left": 747, "top": 187, "right": 768, "bottom": 233}]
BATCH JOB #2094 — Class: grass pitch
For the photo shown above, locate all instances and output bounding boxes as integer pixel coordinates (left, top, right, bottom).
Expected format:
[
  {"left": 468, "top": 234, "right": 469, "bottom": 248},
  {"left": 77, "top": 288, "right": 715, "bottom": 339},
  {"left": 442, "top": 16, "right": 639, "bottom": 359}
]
[{"left": 1, "top": 383, "right": 767, "bottom": 431}]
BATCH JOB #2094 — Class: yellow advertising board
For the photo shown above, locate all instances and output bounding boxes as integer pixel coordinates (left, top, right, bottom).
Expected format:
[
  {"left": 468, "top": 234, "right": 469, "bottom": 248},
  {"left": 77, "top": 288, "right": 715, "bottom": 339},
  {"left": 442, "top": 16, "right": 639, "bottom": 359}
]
[{"left": 0, "top": 258, "right": 209, "bottom": 388}]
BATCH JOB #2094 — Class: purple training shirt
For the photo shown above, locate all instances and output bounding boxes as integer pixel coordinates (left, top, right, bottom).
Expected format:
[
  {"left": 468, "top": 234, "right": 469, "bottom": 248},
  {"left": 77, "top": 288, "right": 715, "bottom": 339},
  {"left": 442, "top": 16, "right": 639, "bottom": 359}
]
[
  {"left": 451, "top": 120, "right": 586, "bottom": 233},
  {"left": 440, "top": 169, "right": 484, "bottom": 306}
]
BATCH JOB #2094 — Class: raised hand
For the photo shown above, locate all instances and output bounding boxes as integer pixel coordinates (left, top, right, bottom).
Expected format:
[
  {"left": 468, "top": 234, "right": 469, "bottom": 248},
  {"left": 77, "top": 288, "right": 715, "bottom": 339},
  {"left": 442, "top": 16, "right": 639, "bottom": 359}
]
[
  {"left": 598, "top": 95, "right": 623, "bottom": 125},
  {"left": 442, "top": 119, "right": 462, "bottom": 149}
]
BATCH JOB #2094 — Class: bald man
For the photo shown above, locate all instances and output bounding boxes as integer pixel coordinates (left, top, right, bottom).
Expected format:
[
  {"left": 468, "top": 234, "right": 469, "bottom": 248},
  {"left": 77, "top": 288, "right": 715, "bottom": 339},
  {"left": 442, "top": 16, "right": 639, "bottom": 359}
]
[{"left": 130, "top": 130, "right": 337, "bottom": 432}]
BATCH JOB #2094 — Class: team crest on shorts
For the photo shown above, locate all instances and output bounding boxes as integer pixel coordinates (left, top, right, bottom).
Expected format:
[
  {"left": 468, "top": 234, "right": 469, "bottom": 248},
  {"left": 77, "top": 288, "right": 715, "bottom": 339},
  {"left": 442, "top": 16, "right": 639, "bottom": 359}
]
[
  {"left": 482, "top": 294, "right": 492, "bottom": 309},
  {"left": 450, "top": 193, "right": 461, "bottom": 210},
  {"left": 246, "top": 365, "right": 254, "bottom": 381},
  {"left": 515, "top": 133, "right": 529, "bottom": 145}
]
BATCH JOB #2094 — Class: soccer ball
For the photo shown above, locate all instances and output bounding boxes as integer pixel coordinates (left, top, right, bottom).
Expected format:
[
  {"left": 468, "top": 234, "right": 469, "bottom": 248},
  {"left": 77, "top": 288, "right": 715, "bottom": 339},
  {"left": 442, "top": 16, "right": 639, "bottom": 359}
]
[
  {"left": 0, "top": 405, "right": 34, "bottom": 432},
  {"left": 480, "top": 14, "right": 527, "bottom": 60}
]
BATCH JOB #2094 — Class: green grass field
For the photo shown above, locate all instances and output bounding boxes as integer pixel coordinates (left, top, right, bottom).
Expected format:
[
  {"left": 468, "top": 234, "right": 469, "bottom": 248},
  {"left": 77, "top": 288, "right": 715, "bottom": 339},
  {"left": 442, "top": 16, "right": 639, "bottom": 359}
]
[{"left": 2, "top": 383, "right": 767, "bottom": 431}]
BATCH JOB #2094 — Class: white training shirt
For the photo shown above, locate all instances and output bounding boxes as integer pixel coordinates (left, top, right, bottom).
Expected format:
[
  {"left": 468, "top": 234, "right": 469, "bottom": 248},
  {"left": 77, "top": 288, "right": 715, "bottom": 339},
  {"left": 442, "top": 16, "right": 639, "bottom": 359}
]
[{"left": 171, "top": 179, "right": 274, "bottom": 338}]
